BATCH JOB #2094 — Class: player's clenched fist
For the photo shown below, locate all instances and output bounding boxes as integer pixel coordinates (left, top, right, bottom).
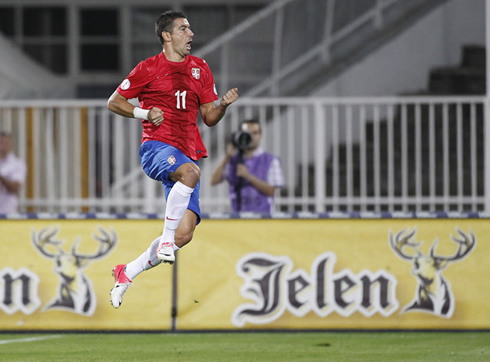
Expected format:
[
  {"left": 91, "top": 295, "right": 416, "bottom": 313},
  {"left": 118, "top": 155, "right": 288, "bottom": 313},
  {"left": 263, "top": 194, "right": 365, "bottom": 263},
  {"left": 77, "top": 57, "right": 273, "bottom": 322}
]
[
  {"left": 220, "top": 88, "right": 239, "bottom": 107},
  {"left": 149, "top": 107, "right": 164, "bottom": 126}
]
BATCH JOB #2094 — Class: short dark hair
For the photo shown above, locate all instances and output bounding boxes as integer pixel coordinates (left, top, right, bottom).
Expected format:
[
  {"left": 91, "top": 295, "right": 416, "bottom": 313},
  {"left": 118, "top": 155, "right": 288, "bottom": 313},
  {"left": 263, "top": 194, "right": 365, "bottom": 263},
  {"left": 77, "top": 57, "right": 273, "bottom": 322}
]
[{"left": 155, "top": 10, "right": 187, "bottom": 46}]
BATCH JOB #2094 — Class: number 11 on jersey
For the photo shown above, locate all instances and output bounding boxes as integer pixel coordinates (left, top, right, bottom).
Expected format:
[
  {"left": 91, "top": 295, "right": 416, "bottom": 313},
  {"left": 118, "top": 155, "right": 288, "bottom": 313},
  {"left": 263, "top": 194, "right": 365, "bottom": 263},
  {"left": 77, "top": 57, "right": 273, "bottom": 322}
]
[{"left": 175, "top": 90, "right": 187, "bottom": 109}]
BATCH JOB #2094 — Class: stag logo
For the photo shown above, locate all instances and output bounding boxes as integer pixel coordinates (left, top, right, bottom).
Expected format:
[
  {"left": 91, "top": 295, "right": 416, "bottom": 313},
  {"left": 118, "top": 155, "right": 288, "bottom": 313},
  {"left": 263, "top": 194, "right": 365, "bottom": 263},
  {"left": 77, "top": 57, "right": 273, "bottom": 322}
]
[
  {"left": 389, "top": 227, "right": 476, "bottom": 318},
  {"left": 32, "top": 226, "right": 117, "bottom": 316}
]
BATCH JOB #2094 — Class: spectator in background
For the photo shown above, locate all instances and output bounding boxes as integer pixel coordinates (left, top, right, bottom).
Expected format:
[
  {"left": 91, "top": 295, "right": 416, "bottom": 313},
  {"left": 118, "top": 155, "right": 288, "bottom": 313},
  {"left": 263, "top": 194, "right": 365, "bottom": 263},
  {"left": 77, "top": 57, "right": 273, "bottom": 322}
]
[
  {"left": 211, "top": 119, "right": 284, "bottom": 213},
  {"left": 0, "top": 132, "right": 27, "bottom": 213}
]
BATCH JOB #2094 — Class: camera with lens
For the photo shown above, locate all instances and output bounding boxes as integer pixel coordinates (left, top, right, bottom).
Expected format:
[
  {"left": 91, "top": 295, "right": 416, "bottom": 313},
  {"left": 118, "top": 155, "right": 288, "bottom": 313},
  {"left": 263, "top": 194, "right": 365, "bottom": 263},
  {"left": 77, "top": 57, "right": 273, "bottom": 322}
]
[{"left": 231, "top": 131, "right": 252, "bottom": 151}]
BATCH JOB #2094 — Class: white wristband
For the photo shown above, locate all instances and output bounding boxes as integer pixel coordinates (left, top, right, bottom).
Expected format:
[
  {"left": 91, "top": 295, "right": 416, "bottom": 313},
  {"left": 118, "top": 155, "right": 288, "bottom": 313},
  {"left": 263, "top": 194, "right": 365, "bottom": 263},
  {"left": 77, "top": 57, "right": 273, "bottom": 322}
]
[{"left": 133, "top": 107, "right": 150, "bottom": 121}]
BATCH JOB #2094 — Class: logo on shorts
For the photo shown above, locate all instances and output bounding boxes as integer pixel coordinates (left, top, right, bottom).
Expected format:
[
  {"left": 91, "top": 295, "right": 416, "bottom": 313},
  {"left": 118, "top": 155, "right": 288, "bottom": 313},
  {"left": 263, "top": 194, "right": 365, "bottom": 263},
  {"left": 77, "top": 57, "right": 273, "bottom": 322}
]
[
  {"left": 167, "top": 155, "right": 176, "bottom": 165},
  {"left": 120, "top": 79, "right": 130, "bottom": 90},
  {"left": 191, "top": 68, "right": 200, "bottom": 80}
]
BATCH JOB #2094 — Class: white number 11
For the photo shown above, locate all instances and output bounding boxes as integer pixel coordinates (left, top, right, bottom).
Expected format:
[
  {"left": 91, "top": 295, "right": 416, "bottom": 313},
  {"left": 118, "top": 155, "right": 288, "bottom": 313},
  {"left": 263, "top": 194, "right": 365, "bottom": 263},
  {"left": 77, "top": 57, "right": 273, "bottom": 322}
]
[{"left": 175, "top": 90, "right": 187, "bottom": 109}]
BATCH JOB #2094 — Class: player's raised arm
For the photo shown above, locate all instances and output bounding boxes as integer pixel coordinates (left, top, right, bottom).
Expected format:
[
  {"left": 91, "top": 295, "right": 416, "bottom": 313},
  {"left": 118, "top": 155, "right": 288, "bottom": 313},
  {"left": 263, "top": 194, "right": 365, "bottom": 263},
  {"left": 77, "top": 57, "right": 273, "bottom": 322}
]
[{"left": 200, "top": 87, "right": 239, "bottom": 127}]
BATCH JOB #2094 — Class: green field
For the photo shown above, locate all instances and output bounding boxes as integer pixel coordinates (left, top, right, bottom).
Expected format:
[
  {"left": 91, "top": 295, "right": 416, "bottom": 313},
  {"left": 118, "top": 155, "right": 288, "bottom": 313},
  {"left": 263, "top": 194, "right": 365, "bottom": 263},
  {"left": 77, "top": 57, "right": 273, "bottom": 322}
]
[{"left": 0, "top": 332, "right": 488, "bottom": 361}]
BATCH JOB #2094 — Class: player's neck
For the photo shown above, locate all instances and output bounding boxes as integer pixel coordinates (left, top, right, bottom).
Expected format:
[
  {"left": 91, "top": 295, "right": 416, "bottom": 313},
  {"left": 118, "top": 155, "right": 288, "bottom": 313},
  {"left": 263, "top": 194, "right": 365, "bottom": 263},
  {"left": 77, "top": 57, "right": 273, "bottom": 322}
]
[{"left": 162, "top": 48, "right": 186, "bottom": 63}]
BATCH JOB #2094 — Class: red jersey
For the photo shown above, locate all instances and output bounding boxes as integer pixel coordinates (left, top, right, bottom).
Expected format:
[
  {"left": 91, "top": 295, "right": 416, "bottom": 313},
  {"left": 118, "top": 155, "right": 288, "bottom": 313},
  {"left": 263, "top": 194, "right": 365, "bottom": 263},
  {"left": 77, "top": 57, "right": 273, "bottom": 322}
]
[{"left": 117, "top": 52, "right": 218, "bottom": 160}]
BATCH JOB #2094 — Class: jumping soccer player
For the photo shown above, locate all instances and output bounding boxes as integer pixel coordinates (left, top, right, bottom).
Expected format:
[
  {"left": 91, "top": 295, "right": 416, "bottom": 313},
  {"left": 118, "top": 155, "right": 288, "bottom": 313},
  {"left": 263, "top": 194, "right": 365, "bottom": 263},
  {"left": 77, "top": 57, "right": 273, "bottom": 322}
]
[{"left": 107, "top": 10, "right": 238, "bottom": 308}]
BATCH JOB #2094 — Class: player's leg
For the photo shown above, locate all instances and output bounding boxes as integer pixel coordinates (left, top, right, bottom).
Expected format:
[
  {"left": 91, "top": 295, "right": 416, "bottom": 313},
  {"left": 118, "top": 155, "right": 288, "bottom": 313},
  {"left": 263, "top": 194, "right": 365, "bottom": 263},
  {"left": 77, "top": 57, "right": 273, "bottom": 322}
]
[
  {"left": 110, "top": 236, "right": 162, "bottom": 309},
  {"left": 158, "top": 205, "right": 198, "bottom": 264},
  {"left": 174, "top": 209, "right": 198, "bottom": 248},
  {"left": 158, "top": 163, "right": 197, "bottom": 249},
  {"left": 125, "top": 236, "right": 162, "bottom": 277},
  {"left": 111, "top": 209, "right": 198, "bottom": 308},
  {"left": 157, "top": 164, "right": 201, "bottom": 262},
  {"left": 110, "top": 141, "right": 179, "bottom": 308},
  {"left": 110, "top": 142, "right": 201, "bottom": 308},
  {"left": 137, "top": 140, "right": 198, "bottom": 262},
  {"left": 164, "top": 171, "right": 201, "bottom": 245}
]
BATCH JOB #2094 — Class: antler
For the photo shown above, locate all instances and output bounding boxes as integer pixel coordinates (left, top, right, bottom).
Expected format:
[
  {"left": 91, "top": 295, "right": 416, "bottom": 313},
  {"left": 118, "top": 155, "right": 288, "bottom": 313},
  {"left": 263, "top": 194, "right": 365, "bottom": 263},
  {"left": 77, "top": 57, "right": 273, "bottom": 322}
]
[
  {"left": 389, "top": 227, "right": 421, "bottom": 260},
  {"left": 431, "top": 228, "right": 476, "bottom": 262},
  {"left": 31, "top": 227, "right": 64, "bottom": 257},
  {"left": 72, "top": 226, "right": 117, "bottom": 260}
]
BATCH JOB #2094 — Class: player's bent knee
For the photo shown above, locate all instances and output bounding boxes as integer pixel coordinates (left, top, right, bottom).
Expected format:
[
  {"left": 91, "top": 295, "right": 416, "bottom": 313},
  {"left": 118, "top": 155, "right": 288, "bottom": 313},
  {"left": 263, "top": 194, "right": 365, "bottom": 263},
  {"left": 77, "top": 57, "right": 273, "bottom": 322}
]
[{"left": 176, "top": 163, "right": 201, "bottom": 187}]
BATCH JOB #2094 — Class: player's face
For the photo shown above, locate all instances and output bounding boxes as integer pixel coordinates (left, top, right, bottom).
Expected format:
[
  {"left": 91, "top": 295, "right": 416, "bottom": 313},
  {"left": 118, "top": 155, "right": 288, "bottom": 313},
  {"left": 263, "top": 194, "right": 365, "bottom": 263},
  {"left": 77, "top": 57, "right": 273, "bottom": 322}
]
[
  {"left": 241, "top": 123, "right": 262, "bottom": 151},
  {"left": 168, "top": 18, "right": 194, "bottom": 58}
]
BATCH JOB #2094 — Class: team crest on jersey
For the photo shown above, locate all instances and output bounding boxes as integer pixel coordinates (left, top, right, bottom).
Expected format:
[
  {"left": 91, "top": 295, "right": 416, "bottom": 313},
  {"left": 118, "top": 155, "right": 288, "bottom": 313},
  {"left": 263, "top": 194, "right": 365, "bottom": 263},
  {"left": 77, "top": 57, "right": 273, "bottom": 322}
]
[
  {"left": 167, "top": 155, "right": 176, "bottom": 165},
  {"left": 191, "top": 68, "right": 200, "bottom": 80}
]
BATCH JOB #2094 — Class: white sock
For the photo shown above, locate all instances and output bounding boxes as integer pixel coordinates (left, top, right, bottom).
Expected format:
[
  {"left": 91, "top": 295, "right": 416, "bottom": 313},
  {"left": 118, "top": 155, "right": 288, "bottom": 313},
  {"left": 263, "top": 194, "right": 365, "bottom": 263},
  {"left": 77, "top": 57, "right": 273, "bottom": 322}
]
[
  {"left": 125, "top": 237, "right": 162, "bottom": 280},
  {"left": 161, "top": 181, "right": 194, "bottom": 244}
]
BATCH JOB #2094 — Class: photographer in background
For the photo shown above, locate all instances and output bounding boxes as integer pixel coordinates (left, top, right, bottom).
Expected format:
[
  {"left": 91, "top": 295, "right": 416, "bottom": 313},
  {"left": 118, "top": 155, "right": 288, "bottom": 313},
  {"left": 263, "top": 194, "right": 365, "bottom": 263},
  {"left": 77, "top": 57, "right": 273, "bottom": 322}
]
[
  {"left": 211, "top": 119, "right": 284, "bottom": 213},
  {"left": 0, "top": 132, "right": 27, "bottom": 213}
]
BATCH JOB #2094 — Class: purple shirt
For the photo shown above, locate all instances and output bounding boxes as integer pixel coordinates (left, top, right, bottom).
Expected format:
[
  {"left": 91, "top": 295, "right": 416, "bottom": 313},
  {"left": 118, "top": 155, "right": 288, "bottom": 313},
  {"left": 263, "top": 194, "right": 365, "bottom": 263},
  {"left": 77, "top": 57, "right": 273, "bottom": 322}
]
[{"left": 226, "top": 148, "right": 283, "bottom": 213}]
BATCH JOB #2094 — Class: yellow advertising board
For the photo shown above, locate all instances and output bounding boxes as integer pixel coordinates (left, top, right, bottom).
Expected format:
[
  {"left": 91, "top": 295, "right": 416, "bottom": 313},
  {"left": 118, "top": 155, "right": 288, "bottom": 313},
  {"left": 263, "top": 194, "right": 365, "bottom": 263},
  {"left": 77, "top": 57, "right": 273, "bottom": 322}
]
[
  {"left": 0, "top": 218, "right": 173, "bottom": 331},
  {"left": 0, "top": 215, "right": 489, "bottom": 331},
  {"left": 177, "top": 218, "right": 490, "bottom": 330}
]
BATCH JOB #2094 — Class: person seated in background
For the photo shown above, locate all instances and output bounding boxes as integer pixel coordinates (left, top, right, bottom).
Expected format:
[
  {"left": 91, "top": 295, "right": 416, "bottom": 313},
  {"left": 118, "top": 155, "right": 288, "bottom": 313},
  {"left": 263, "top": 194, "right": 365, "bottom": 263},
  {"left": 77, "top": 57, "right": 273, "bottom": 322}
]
[
  {"left": 0, "top": 132, "right": 27, "bottom": 213},
  {"left": 211, "top": 119, "right": 284, "bottom": 213}
]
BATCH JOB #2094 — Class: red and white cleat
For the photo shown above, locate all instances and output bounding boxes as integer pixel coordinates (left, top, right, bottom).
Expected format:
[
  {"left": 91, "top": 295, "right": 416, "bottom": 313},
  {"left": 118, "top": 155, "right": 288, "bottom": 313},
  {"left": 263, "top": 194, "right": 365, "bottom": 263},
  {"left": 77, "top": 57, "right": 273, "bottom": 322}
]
[
  {"left": 110, "top": 264, "right": 132, "bottom": 309},
  {"left": 156, "top": 242, "right": 175, "bottom": 264}
]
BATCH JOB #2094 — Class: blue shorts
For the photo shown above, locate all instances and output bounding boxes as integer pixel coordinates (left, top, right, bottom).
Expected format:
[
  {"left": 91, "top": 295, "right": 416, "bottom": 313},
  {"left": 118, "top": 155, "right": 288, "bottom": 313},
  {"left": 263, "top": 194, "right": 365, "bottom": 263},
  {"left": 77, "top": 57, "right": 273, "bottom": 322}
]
[{"left": 139, "top": 140, "right": 201, "bottom": 225}]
